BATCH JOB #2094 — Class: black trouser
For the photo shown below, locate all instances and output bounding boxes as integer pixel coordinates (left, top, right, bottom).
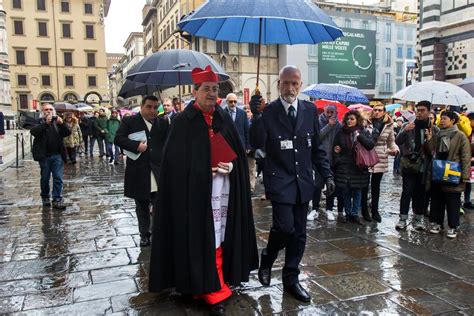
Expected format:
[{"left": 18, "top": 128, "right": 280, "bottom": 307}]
[
  {"left": 400, "top": 172, "right": 425, "bottom": 215},
  {"left": 82, "top": 134, "right": 89, "bottom": 154},
  {"left": 134, "top": 192, "right": 156, "bottom": 237},
  {"left": 311, "top": 170, "right": 324, "bottom": 211},
  {"left": 262, "top": 198, "right": 308, "bottom": 286},
  {"left": 325, "top": 187, "right": 344, "bottom": 212},
  {"left": 361, "top": 172, "right": 384, "bottom": 215},
  {"left": 429, "top": 183, "right": 460, "bottom": 229}
]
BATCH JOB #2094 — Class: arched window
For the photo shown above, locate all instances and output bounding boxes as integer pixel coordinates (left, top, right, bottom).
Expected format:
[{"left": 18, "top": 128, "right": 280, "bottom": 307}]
[
  {"left": 63, "top": 93, "right": 78, "bottom": 102},
  {"left": 40, "top": 93, "right": 55, "bottom": 102}
]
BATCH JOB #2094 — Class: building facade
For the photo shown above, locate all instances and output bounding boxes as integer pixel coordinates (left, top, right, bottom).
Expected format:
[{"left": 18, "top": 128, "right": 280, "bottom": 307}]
[
  {"left": 279, "top": 1, "right": 417, "bottom": 100},
  {"left": 417, "top": 0, "right": 474, "bottom": 83},
  {"left": 142, "top": 0, "right": 158, "bottom": 56},
  {"left": 0, "top": 0, "right": 11, "bottom": 107},
  {"left": 5, "top": 0, "right": 110, "bottom": 111}
]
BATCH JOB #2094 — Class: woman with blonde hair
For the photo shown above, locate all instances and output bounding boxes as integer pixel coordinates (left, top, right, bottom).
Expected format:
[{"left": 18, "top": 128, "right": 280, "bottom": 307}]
[
  {"left": 63, "top": 112, "right": 83, "bottom": 164},
  {"left": 361, "top": 102, "right": 399, "bottom": 222}
]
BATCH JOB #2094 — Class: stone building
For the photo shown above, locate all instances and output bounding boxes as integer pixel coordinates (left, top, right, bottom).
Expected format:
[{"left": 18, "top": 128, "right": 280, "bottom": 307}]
[{"left": 5, "top": 0, "right": 111, "bottom": 111}]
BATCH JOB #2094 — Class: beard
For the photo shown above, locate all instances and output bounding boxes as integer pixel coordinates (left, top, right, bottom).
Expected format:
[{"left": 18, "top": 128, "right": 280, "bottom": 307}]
[{"left": 282, "top": 94, "right": 296, "bottom": 104}]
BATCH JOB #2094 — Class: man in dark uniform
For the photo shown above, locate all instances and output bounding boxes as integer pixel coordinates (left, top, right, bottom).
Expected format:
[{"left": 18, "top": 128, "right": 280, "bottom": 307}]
[
  {"left": 250, "top": 65, "right": 334, "bottom": 302},
  {"left": 114, "top": 95, "right": 169, "bottom": 247},
  {"left": 149, "top": 66, "right": 258, "bottom": 316}
]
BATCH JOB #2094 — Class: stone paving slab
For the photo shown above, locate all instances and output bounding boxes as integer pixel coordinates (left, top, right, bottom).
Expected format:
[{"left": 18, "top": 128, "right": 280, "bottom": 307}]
[{"left": 0, "top": 158, "right": 473, "bottom": 314}]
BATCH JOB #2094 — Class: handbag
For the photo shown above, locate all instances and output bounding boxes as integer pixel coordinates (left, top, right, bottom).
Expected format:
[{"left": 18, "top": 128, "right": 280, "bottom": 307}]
[
  {"left": 353, "top": 141, "right": 380, "bottom": 169},
  {"left": 432, "top": 159, "right": 461, "bottom": 185}
]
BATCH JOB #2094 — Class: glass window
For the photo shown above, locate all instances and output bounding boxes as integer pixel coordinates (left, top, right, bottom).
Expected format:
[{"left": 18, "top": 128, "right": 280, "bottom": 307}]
[
  {"left": 12, "top": 0, "right": 22, "bottom": 9},
  {"left": 15, "top": 49, "right": 25, "bottom": 65},
  {"left": 13, "top": 20, "right": 24, "bottom": 35},
  {"left": 248, "top": 43, "right": 257, "bottom": 56},
  {"left": 384, "top": 73, "right": 391, "bottom": 92},
  {"left": 407, "top": 46, "right": 413, "bottom": 58},
  {"left": 216, "top": 41, "right": 229, "bottom": 54},
  {"left": 17, "top": 74, "right": 27, "bottom": 86},
  {"left": 85, "top": 24, "right": 94, "bottom": 39},
  {"left": 40, "top": 51, "right": 49, "bottom": 66},
  {"left": 41, "top": 75, "right": 51, "bottom": 86},
  {"left": 397, "top": 26, "right": 403, "bottom": 40},
  {"left": 308, "top": 64, "right": 317, "bottom": 84},
  {"left": 194, "top": 37, "right": 200, "bottom": 51},
  {"left": 37, "top": 0, "right": 46, "bottom": 10},
  {"left": 345, "top": 19, "right": 351, "bottom": 28},
  {"left": 84, "top": 3, "right": 93, "bottom": 14},
  {"left": 62, "top": 23, "right": 71, "bottom": 38},
  {"left": 362, "top": 20, "right": 369, "bottom": 30},
  {"left": 308, "top": 45, "right": 317, "bottom": 57},
  {"left": 38, "top": 21, "right": 48, "bottom": 37},
  {"left": 65, "top": 75, "right": 74, "bottom": 87},
  {"left": 396, "top": 62, "right": 403, "bottom": 76},
  {"left": 61, "top": 0, "right": 69, "bottom": 12},
  {"left": 88, "top": 75, "right": 97, "bottom": 87},
  {"left": 19, "top": 94, "right": 29, "bottom": 109},
  {"left": 385, "top": 48, "right": 391, "bottom": 67},
  {"left": 396, "top": 79, "right": 403, "bottom": 92},
  {"left": 397, "top": 46, "right": 403, "bottom": 58},
  {"left": 86, "top": 52, "right": 95, "bottom": 67},
  {"left": 407, "top": 29, "right": 413, "bottom": 41},
  {"left": 63, "top": 51, "right": 72, "bottom": 66},
  {"left": 385, "top": 23, "right": 392, "bottom": 42}
]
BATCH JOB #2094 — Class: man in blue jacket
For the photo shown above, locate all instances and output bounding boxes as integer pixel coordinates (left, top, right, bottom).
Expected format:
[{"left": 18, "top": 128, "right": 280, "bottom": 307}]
[{"left": 250, "top": 65, "right": 334, "bottom": 302}]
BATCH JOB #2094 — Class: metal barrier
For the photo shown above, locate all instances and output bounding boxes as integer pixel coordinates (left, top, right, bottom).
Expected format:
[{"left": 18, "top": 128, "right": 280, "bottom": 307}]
[{"left": 14, "top": 132, "right": 26, "bottom": 168}]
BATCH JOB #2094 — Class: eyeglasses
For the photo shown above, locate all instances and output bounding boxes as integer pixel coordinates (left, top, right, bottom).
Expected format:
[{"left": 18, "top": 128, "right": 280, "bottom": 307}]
[
  {"left": 227, "top": 100, "right": 237, "bottom": 104},
  {"left": 200, "top": 86, "right": 219, "bottom": 93},
  {"left": 373, "top": 109, "right": 384, "bottom": 112}
]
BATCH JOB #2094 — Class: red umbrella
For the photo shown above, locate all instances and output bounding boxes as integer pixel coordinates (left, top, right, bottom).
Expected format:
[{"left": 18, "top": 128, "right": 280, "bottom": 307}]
[{"left": 313, "top": 99, "right": 348, "bottom": 121}]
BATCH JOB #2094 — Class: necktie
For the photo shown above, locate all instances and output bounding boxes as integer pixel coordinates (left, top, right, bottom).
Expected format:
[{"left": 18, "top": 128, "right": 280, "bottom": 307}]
[{"left": 288, "top": 105, "right": 296, "bottom": 128}]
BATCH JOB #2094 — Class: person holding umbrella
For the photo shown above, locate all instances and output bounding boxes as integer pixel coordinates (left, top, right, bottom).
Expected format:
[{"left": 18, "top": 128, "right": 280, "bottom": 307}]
[
  {"left": 250, "top": 65, "right": 334, "bottom": 302},
  {"left": 148, "top": 66, "right": 258, "bottom": 315}
]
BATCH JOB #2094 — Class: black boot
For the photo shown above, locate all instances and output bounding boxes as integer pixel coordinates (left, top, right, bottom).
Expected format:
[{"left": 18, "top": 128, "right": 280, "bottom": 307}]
[
  {"left": 258, "top": 249, "right": 273, "bottom": 286},
  {"left": 371, "top": 210, "right": 382, "bottom": 223},
  {"left": 361, "top": 207, "right": 372, "bottom": 222},
  {"left": 210, "top": 302, "right": 225, "bottom": 316}
]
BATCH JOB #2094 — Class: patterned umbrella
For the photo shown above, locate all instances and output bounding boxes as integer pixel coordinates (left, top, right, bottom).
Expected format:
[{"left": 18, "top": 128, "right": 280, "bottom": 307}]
[{"left": 303, "top": 83, "right": 369, "bottom": 103}]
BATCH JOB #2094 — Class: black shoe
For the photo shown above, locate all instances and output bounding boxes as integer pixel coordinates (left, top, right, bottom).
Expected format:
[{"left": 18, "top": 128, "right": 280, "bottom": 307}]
[
  {"left": 348, "top": 215, "right": 363, "bottom": 225},
  {"left": 362, "top": 212, "right": 372, "bottom": 222},
  {"left": 140, "top": 235, "right": 151, "bottom": 247},
  {"left": 283, "top": 282, "right": 311, "bottom": 302},
  {"left": 52, "top": 200, "right": 66, "bottom": 210},
  {"left": 42, "top": 198, "right": 51, "bottom": 207},
  {"left": 258, "top": 266, "right": 271, "bottom": 286},
  {"left": 209, "top": 302, "right": 225, "bottom": 316},
  {"left": 114, "top": 160, "right": 119, "bottom": 165},
  {"left": 371, "top": 211, "right": 382, "bottom": 223},
  {"left": 109, "top": 158, "right": 114, "bottom": 164}
]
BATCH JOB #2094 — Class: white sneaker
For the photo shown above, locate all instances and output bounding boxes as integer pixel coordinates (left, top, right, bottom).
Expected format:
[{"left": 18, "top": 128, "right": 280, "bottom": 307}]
[
  {"left": 326, "top": 210, "right": 336, "bottom": 221},
  {"left": 429, "top": 223, "right": 442, "bottom": 234},
  {"left": 307, "top": 210, "right": 318, "bottom": 220},
  {"left": 447, "top": 228, "right": 457, "bottom": 239}
]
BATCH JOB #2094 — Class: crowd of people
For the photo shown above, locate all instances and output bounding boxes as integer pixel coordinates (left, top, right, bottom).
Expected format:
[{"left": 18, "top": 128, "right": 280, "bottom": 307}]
[{"left": 30, "top": 64, "right": 473, "bottom": 315}]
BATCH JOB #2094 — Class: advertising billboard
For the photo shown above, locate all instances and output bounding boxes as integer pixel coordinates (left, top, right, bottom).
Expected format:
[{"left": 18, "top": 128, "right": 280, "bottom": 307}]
[{"left": 318, "top": 28, "right": 376, "bottom": 89}]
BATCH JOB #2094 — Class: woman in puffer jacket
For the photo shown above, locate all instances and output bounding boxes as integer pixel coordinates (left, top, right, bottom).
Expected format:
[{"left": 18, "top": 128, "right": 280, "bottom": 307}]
[
  {"left": 361, "top": 103, "right": 399, "bottom": 222},
  {"left": 333, "top": 110, "right": 376, "bottom": 224}
]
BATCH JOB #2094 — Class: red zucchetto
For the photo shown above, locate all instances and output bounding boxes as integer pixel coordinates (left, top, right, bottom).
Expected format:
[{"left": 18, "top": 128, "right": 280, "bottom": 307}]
[{"left": 191, "top": 65, "right": 218, "bottom": 84}]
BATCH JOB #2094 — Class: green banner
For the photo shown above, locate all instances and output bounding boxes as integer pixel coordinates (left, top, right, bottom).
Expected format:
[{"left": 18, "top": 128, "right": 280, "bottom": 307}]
[{"left": 318, "top": 28, "right": 376, "bottom": 89}]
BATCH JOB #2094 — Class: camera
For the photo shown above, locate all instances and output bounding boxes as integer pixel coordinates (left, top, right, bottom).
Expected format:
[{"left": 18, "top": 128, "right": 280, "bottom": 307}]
[{"left": 51, "top": 115, "right": 58, "bottom": 122}]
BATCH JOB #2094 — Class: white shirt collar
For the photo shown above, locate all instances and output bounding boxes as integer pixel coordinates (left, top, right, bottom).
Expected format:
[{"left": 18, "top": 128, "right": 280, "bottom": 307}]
[{"left": 280, "top": 97, "right": 298, "bottom": 115}]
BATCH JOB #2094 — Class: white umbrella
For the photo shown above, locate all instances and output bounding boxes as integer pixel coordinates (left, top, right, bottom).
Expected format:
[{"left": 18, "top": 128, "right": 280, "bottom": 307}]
[{"left": 392, "top": 81, "right": 474, "bottom": 107}]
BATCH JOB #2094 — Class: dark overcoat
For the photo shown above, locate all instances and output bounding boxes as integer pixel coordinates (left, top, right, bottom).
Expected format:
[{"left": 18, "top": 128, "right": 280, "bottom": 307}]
[
  {"left": 148, "top": 102, "right": 258, "bottom": 294},
  {"left": 114, "top": 113, "right": 169, "bottom": 201},
  {"left": 249, "top": 98, "right": 332, "bottom": 205}
]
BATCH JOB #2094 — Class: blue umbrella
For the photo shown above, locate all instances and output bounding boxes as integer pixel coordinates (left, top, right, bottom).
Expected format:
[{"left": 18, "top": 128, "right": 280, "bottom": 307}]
[
  {"left": 178, "top": 0, "right": 342, "bottom": 87},
  {"left": 302, "top": 83, "right": 369, "bottom": 103},
  {"left": 385, "top": 103, "right": 402, "bottom": 112}
]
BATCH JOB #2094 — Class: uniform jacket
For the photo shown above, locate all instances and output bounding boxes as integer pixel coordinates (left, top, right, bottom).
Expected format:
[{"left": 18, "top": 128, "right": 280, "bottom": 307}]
[
  {"left": 367, "top": 115, "right": 399, "bottom": 173},
  {"left": 425, "top": 130, "right": 471, "bottom": 193},
  {"left": 149, "top": 103, "right": 258, "bottom": 294},
  {"left": 31, "top": 119, "right": 71, "bottom": 161},
  {"left": 250, "top": 98, "right": 332, "bottom": 204},
  {"left": 333, "top": 127, "right": 375, "bottom": 189},
  {"left": 225, "top": 107, "right": 250, "bottom": 150},
  {"left": 114, "top": 113, "right": 169, "bottom": 201}
]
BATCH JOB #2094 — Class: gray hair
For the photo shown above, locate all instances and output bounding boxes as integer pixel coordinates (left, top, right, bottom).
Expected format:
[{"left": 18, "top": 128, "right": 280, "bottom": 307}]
[
  {"left": 226, "top": 93, "right": 237, "bottom": 101},
  {"left": 279, "top": 65, "right": 301, "bottom": 78}
]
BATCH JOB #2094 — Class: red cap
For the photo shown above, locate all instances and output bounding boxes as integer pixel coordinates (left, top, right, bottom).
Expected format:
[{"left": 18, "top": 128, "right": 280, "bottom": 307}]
[{"left": 191, "top": 65, "right": 218, "bottom": 84}]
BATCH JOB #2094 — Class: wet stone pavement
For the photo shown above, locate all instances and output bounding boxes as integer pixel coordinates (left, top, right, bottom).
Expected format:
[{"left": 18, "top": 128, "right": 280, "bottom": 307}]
[{"left": 0, "top": 156, "right": 473, "bottom": 315}]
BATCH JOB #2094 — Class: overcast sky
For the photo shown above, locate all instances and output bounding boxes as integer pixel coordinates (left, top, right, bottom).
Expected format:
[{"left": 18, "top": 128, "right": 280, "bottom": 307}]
[
  {"left": 104, "top": 0, "right": 147, "bottom": 54},
  {"left": 104, "top": 0, "right": 382, "bottom": 54}
]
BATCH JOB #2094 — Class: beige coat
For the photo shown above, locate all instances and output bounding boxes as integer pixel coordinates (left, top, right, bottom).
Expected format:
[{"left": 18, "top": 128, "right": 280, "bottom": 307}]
[
  {"left": 426, "top": 131, "right": 471, "bottom": 193},
  {"left": 368, "top": 115, "right": 399, "bottom": 174}
]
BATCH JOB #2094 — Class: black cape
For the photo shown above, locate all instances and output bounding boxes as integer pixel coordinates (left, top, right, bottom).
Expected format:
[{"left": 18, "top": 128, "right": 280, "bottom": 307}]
[{"left": 149, "top": 102, "right": 259, "bottom": 294}]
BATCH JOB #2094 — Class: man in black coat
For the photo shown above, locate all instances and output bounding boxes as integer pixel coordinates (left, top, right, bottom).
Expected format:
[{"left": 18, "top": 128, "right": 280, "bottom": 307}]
[
  {"left": 114, "top": 95, "right": 169, "bottom": 247},
  {"left": 149, "top": 66, "right": 258, "bottom": 315},
  {"left": 250, "top": 65, "right": 335, "bottom": 302},
  {"left": 31, "top": 103, "right": 71, "bottom": 209},
  {"left": 224, "top": 93, "right": 250, "bottom": 152}
]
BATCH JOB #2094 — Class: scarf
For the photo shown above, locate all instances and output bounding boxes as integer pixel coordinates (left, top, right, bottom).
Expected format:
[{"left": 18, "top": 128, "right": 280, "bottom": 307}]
[
  {"left": 371, "top": 117, "right": 385, "bottom": 136},
  {"left": 342, "top": 125, "right": 361, "bottom": 150},
  {"left": 437, "top": 125, "right": 458, "bottom": 153}
]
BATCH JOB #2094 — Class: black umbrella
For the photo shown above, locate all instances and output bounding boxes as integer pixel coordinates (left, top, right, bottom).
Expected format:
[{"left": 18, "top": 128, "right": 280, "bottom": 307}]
[
  {"left": 53, "top": 102, "right": 77, "bottom": 112},
  {"left": 126, "top": 49, "right": 229, "bottom": 101},
  {"left": 118, "top": 80, "right": 161, "bottom": 99}
]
